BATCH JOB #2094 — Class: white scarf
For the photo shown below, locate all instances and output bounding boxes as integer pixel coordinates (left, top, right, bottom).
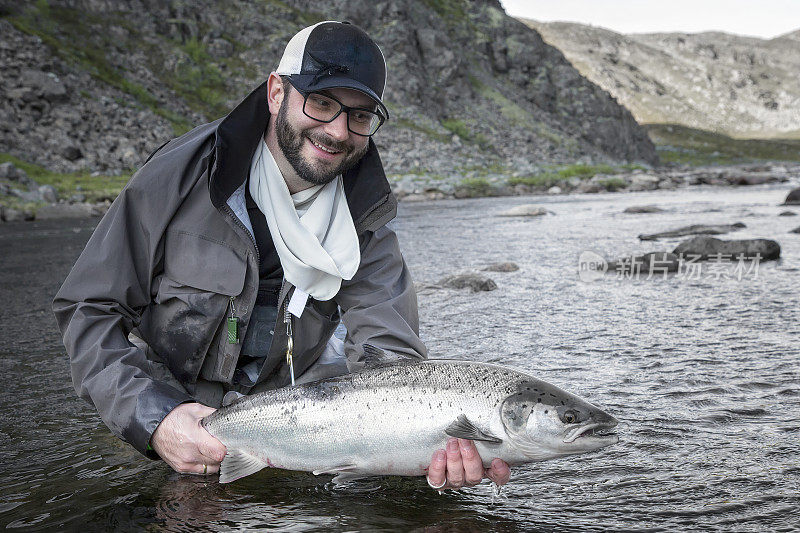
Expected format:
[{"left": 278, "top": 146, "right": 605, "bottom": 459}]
[{"left": 248, "top": 139, "right": 360, "bottom": 301}]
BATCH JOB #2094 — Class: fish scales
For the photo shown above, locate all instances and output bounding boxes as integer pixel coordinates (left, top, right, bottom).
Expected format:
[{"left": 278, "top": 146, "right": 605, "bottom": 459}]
[{"left": 202, "top": 359, "right": 619, "bottom": 483}]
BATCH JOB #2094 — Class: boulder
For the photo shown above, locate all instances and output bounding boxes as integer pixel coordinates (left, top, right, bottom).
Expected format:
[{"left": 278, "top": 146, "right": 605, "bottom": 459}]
[
  {"left": 0, "top": 162, "right": 30, "bottom": 183},
  {"left": 35, "top": 203, "right": 106, "bottom": 219},
  {"left": 0, "top": 207, "right": 34, "bottom": 222},
  {"left": 624, "top": 205, "right": 665, "bottom": 214},
  {"left": 19, "top": 69, "right": 68, "bottom": 102},
  {"left": 672, "top": 236, "right": 780, "bottom": 261},
  {"left": 628, "top": 174, "right": 661, "bottom": 191},
  {"left": 439, "top": 273, "right": 497, "bottom": 292},
  {"left": 497, "top": 205, "right": 552, "bottom": 217},
  {"left": 61, "top": 146, "right": 83, "bottom": 161},
  {"left": 547, "top": 186, "right": 562, "bottom": 194},
  {"left": 482, "top": 262, "right": 519, "bottom": 272},
  {"left": 783, "top": 188, "right": 800, "bottom": 205},
  {"left": 639, "top": 222, "right": 746, "bottom": 241},
  {"left": 38, "top": 185, "right": 58, "bottom": 203}
]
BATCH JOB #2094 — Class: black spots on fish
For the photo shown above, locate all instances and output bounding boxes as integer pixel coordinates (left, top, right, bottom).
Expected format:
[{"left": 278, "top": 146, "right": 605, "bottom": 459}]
[
  {"left": 521, "top": 404, "right": 527, "bottom": 409},
  {"left": 544, "top": 409, "right": 549, "bottom": 414},
  {"left": 560, "top": 401, "right": 565, "bottom": 406},
  {"left": 536, "top": 398, "right": 541, "bottom": 403}
]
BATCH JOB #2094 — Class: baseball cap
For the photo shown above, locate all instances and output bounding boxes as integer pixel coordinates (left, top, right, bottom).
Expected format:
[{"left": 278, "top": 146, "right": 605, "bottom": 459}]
[{"left": 276, "top": 21, "right": 389, "bottom": 119}]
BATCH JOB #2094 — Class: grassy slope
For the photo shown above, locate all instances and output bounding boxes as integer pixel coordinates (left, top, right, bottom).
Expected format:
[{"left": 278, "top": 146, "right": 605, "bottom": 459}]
[{"left": 646, "top": 124, "right": 800, "bottom": 165}]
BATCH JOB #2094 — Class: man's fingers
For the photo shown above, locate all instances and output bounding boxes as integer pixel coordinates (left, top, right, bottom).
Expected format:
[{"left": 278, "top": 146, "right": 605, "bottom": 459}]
[
  {"left": 485, "top": 458, "right": 511, "bottom": 485},
  {"left": 426, "top": 449, "right": 447, "bottom": 489},
  {"left": 445, "top": 438, "right": 465, "bottom": 487},
  {"left": 458, "top": 439, "right": 484, "bottom": 486},
  {"left": 196, "top": 431, "right": 227, "bottom": 464}
]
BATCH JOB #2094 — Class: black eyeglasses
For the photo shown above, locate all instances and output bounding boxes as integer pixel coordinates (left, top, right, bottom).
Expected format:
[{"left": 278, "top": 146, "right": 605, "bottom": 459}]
[{"left": 290, "top": 84, "right": 386, "bottom": 137}]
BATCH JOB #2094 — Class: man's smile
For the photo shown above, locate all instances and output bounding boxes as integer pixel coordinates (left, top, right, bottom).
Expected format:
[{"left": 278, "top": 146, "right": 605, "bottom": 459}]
[{"left": 306, "top": 135, "right": 345, "bottom": 158}]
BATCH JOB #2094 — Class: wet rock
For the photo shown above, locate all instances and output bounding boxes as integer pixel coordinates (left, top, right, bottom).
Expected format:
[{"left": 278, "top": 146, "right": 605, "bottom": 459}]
[
  {"left": 790, "top": 226, "right": 800, "bottom": 234},
  {"left": 0, "top": 207, "right": 35, "bottom": 222},
  {"left": 624, "top": 205, "right": 665, "bottom": 214},
  {"left": 497, "top": 205, "right": 552, "bottom": 217},
  {"left": 38, "top": 184, "right": 58, "bottom": 203},
  {"left": 639, "top": 222, "right": 746, "bottom": 241},
  {"left": 482, "top": 262, "right": 519, "bottom": 272},
  {"left": 783, "top": 188, "right": 800, "bottom": 205},
  {"left": 439, "top": 273, "right": 497, "bottom": 292},
  {"left": 728, "top": 173, "right": 778, "bottom": 186},
  {"left": 672, "top": 236, "right": 780, "bottom": 261},
  {"left": 778, "top": 211, "right": 797, "bottom": 216},
  {"left": 608, "top": 252, "right": 681, "bottom": 273}
]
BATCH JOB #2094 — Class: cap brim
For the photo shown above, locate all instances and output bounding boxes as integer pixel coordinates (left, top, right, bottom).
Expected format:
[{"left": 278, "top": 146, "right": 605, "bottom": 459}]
[{"left": 287, "top": 74, "right": 389, "bottom": 120}]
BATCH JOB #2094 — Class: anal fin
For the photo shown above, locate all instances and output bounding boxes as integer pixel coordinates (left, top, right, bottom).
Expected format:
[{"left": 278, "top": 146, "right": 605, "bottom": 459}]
[
  {"left": 219, "top": 449, "right": 268, "bottom": 484},
  {"left": 445, "top": 414, "right": 503, "bottom": 444}
]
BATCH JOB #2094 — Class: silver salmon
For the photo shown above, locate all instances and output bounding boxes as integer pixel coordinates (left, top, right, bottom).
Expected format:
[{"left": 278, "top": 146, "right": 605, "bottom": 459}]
[{"left": 202, "top": 354, "right": 619, "bottom": 484}]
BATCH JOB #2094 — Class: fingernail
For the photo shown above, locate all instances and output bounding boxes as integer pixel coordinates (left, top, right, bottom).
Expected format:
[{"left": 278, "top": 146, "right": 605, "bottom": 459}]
[
  {"left": 459, "top": 439, "right": 474, "bottom": 458},
  {"left": 447, "top": 439, "right": 458, "bottom": 452}
]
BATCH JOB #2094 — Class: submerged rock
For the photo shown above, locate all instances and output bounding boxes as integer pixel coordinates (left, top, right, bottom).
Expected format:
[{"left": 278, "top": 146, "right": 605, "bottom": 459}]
[
  {"left": 790, "top": 226, "right": 800, "bottom": 234},
  {"left": 497, "top": 205, "right": 552, "bottom": 217},
  {"left": 639, "top": 222, "right": 746, "bottom": 241},
  {"left": 778, "top": 211, "right": 797, "bottom": 216},
  {"left": 672, "top": 236, "right": 780, "bottom": 261},
  {"left": 783, "top": 188, "right": 800, "bottom": 205},
  {"left": 482, "top": 262, "right": 519, "bottom": 272},
  {"left": 624, "top": 205, "right": 665, "bottom": 214},
  {"left": 439, "top": 273, "right": 497, "bottom": 292}
]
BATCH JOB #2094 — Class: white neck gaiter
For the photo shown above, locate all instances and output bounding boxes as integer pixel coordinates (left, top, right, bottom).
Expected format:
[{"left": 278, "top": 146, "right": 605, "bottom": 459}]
[{"left": 248, "top": 139, "right": 360, "bottom": 301}]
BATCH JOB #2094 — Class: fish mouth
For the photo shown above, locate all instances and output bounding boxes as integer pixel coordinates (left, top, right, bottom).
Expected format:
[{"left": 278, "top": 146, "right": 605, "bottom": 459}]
[{"left": 563, "top": 421, "right": 618, "bottom": 443}]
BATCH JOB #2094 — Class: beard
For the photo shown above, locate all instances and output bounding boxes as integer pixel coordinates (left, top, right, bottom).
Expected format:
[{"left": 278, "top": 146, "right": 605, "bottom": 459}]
[{"left": 275, "top": 97, "right": 369, "bottom": 186}]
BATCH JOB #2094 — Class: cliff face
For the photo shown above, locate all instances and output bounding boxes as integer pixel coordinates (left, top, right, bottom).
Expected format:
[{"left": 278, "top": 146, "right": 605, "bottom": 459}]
[
  {"left": 524, "top": 19, "right": 800, "bottom": 139},
  {"left": 0, "top": 0, "right": 657, "bottom": 177}
]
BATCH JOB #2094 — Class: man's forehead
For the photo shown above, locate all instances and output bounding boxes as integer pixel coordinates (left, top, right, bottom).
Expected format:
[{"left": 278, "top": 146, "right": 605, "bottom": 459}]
[{"left": 318, "top": 87, "right": 378, "bottom": 109}]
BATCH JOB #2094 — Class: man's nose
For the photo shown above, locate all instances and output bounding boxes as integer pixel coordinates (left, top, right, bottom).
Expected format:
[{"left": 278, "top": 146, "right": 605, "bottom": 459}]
[{"left": 322, "top": 112, "right": 350, "bottom": 141}]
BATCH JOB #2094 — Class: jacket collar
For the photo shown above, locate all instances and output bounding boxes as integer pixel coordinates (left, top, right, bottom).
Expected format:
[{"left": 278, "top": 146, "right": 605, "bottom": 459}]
[{"left": 208, "top": 82, "right": 396, "bottom": 234}]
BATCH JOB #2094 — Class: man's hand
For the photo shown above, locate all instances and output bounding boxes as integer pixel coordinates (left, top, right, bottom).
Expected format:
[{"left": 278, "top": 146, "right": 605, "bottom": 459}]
[
  {"left": 150, "top": 403, "right": 227, "bottom": 475},
  {"left": 426, "top": 438, "right": 511, "bottom": 491}
]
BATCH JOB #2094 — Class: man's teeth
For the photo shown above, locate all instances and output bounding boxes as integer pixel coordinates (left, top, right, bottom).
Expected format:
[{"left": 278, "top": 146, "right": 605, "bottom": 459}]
[{"left": 309, "top": 139, "right": 340, "bottom": 154}]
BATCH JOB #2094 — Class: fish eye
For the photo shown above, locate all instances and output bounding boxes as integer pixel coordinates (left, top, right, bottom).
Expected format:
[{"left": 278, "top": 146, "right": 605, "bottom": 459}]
[{"left": 561, "top": 410, "right": 578, "bottom": 424}]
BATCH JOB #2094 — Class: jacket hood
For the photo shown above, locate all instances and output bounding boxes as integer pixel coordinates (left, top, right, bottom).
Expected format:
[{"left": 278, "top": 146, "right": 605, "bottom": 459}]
[{"left": 208, "top": 81, "right": 396, "bottom": 234}]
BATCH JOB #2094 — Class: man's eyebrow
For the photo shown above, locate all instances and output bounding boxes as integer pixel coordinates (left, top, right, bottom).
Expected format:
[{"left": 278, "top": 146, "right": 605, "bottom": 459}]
[{"left": 317, "top": 90, "right": 377, "bottom": 111}]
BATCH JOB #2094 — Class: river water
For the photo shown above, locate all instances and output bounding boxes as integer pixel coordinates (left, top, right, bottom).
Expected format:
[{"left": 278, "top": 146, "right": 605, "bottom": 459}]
[{"left": 1, "top": 184, "right": 799, "bottom": 531}]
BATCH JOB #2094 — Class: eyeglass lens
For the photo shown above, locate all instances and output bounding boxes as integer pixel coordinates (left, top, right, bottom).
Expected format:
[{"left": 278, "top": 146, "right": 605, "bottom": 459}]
[{"left": 303, "top": 93, "right": 382, "bottom": 136}]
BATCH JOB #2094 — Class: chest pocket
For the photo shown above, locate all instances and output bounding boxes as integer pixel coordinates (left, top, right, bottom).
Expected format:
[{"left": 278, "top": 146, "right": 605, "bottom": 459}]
[{"left": 144, "top": 230, "right": 247, "bottom": 383}]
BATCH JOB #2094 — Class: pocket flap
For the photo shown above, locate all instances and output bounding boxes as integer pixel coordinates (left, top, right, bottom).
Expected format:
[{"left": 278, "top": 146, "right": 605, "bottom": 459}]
[{"left": 164, "top": 230, "right": 247, "bottom": 296}]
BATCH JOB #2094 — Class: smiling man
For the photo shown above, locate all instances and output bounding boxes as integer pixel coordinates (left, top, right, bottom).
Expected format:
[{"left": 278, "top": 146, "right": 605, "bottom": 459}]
[{"left": 53, "top": 21, "right": 509, "bottom": 492}]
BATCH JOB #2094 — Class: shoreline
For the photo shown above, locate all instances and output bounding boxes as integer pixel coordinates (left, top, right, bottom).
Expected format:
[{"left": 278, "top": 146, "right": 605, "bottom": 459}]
[{"left": 2, "top": 162, "right": 800, "bottom": 222}]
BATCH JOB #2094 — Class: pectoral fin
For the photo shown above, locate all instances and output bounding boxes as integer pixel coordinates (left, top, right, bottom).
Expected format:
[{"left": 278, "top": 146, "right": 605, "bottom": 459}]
[
  {"left": 219, "top": 449, "right": 268, "bottom": 484},
  {"left": 445, "top": 414, "right": 503, "bottom": 444}
]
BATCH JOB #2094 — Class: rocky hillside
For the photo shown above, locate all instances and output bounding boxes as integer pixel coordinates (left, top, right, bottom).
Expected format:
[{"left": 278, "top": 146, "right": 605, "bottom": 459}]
[
  {"left": 0, "top": 0, "right": 657, "bottom": 182},
  {"left": 522, "top": 20, "right": 800, "bottom": 139}
]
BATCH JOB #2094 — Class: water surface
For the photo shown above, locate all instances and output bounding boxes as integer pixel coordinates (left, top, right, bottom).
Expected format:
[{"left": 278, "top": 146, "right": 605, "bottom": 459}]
[{"left": 1, "top": 184, "right": 799, "bottom": 531}]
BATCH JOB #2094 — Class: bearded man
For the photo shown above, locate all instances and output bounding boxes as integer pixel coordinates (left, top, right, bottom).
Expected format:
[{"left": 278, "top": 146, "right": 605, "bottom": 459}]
[{"left": 54, "top": 21, "right": 510, "bottom": 491}]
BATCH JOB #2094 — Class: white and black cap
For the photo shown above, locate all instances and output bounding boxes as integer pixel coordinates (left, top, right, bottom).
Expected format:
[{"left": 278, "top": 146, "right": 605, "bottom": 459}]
[{"left": 276, "top": 21, "right": 388, "bottom": 119}]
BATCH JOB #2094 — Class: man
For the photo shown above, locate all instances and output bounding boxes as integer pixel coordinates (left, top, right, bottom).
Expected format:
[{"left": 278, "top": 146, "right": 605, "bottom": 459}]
[{"left": 53, "top": 21, "right": 510, "bottom": 491}]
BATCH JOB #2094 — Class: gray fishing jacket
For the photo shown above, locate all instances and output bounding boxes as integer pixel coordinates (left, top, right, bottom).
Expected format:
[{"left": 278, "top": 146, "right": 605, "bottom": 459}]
[{"left": 52, "top": 81, "right": 427, "bottom": 457}]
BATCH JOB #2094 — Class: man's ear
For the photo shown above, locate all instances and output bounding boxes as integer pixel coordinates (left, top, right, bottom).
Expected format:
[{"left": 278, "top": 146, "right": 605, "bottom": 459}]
[{"left": 266, "top": 72, "right": 285, "bottom": 115}]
